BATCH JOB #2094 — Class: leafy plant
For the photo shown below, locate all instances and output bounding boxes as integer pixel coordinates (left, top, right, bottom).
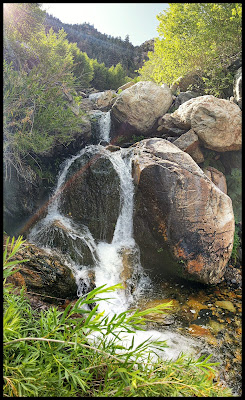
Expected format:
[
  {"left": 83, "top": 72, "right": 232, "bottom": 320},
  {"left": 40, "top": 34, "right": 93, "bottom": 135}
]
[
  {"left": 138, "top": 3, "right": 242, "bottom": 98},
  {"left": 3, "top": 235, "right": 232, "bottom": 397},
  {"left": 226, "top": 168, "right": 242, "bottom": 222},
  {"left": 230, "top": 223, "right": 241, "bottom": 263},
  {"left": 3, "top": 235, "right": 28, "bottom": 289}
]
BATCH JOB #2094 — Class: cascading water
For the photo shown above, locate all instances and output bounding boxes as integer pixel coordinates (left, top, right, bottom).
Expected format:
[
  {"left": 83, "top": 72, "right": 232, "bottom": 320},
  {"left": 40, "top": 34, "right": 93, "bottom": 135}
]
[
  {"left": 27, "top": 107, "right": 206, "bottom": 364},
  {"left": 98, "top": 110, "right": 111, "bottom": 143},
  {"left": 28, "top": 110, "right": 148, "bottom": 315}
]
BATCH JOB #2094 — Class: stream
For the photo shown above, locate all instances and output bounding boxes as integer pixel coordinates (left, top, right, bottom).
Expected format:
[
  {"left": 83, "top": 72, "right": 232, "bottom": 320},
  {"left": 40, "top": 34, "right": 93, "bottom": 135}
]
[{"left": 27, "top": 110, "right": 241, "bottom": 396}]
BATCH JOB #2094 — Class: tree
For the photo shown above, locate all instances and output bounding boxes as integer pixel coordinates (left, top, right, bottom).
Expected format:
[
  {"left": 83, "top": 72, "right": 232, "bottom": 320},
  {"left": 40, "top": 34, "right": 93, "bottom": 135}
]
[
  {"left": 4, "top": 3, "right": 45, "bottom": 42},
  {"left": 3, "top": 5, "right": 85, "bottom": 181},
  {"left": 90, "top": 59, "right": 109, "bottom": 90},
  {"left": 69, "top": 43, "right": 94, "bottom": 89},
  {"left": 107, "top": 63, "right": 127, "bottom": 90},
  {"left": 138, "top": 3, "right": 242, "bottom": 97}
]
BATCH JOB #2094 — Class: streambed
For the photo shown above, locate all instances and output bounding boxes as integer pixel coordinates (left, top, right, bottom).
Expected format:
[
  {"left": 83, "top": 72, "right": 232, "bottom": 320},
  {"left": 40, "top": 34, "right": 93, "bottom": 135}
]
[{"left": 135, "top": 276, "right": 242, "bottom": 396}]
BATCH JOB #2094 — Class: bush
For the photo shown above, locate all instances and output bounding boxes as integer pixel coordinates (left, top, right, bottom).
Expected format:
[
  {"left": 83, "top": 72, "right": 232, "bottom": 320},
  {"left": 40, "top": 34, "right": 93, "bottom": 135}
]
[
  {"left": 138, "top": 3, "right": 242, "bottom": 98},
  {"left": 3, "top": 236, "right": 232, "bottom": 397},
  {"left": 3, "top": 28, "right": 86, "bottom": 181}
]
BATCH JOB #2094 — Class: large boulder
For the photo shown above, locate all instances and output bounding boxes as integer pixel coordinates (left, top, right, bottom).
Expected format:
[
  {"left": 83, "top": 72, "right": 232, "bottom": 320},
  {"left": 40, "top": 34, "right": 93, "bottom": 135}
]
[
  {"left": 60, "top": 148, "right": 120, "bottom": 242},
  {"left": 4, "top": 236, "right": 78, "bottom": 302},
  {"left": 132, "top": 138, "right": 235, "bottom": 285},
  {"left": 159, "top": 95, "right": 242, "bottom": 152},
  {"left": 110, "top": 81, "right": 173, "bottom": 143}
]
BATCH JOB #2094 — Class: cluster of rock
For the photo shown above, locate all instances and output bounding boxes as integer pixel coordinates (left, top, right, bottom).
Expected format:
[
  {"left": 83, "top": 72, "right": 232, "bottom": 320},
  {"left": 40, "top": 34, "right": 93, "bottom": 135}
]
[
  {"left": 81, "top": 78, "right": 241, "bottom": 285},
  {"left": 157, "top": 95, "right": 242, "bottom": 153},
  {"left": 4, "top": 71, "right": 242, "bottom": 298}
]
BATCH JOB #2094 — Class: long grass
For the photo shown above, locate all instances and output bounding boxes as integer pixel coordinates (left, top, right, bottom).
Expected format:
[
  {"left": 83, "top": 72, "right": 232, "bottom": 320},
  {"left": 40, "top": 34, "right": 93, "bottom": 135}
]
[{"left": 3, "top": 236, "right": 232, "bottom": 397}]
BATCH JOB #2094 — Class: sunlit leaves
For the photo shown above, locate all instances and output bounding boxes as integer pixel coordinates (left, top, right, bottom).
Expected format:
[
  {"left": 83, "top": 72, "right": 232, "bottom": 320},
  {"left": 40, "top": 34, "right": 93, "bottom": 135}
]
[{"left": 138, "top": 3, "right": 242, "bottom": 97}]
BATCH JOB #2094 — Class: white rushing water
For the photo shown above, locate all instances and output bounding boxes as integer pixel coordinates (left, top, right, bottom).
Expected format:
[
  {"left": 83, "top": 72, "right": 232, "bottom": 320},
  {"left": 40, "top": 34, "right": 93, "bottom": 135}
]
[
  {"left": 99, "top": 110, "right": 111, "bottom": 142},
  {"left": 28, "top": 109, "right": 202, "bottom": 362}
]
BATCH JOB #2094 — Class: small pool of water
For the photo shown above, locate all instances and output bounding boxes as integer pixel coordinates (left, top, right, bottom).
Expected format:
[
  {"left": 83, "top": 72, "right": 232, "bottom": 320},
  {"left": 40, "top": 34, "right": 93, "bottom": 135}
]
[{"left": 134, "top": 276, "right": 242, "bottom": 396}]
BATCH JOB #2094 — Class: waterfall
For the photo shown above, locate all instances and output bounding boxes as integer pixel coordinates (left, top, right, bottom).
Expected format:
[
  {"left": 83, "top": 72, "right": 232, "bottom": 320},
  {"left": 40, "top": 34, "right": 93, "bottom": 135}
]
[
  {"left": 28, "top": 128, "right": 148, "bottom": 316},
  {"left": 94, "top": 147, "right": 148, "bottom": 315},
  {"left": 99, "top": 111, "right": 111, "bottom": 142},
  {"left": 27, "top": 107, "right": 205, "bottom": 365}
]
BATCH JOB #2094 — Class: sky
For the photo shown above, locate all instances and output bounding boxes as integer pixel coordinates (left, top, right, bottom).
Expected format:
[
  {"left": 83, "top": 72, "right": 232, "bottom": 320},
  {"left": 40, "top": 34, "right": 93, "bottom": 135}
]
[{"left": 41, "top": 3, "right": 169, "bottom": 46}]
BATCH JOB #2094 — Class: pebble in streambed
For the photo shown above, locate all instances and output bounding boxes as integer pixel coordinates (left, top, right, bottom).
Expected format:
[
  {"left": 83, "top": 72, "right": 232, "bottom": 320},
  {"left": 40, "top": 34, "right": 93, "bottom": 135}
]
[{"left": 134, "top": 277, "right": 242, "bottom": 396}]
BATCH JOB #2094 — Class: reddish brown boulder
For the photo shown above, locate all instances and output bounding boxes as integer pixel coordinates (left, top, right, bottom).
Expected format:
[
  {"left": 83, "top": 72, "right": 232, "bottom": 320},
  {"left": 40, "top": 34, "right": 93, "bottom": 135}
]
[
  {"left": 4, "top": 236, "right": 78, "bottom": 303},
  {"left": 132, "top": 138, "right": 235, "bottom": 285}
]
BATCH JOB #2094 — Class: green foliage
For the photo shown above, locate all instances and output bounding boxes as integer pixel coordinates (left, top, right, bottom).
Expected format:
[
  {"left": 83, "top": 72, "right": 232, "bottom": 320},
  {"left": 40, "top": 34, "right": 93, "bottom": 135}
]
[
  {"left": 132, "top": 135, "right": 145, "bottom": 143},
  {"left": 90, "top": 59, "right": 128, "bottom": 90},
  {"left": 3, "top": 235, "right": 28, "bottom": 289},
  {"left": 3, "top": 236, "right": 232, "bottom": 397},
  {"left": 69, "top": 42, "right": 94, "bottom": 89},
  {"left": 107, "top": 63, "right": 127, "bottom": 90},
  {"left": 90, "top": 58, "right": 110, "bottom": 90},
  {"left": 4, "top": 3, "right": 45, "bottom": 43},
  {"left": 4, "top": 6, "right": 87, "bottom": 181},
  {"left": 231, "top": 229, "right": 241, "bottom": 263},
  {"left": 138, "top": 3, "right": 242, "bottom": 97},
  {"left": 226, "top": 168, "right": 242, "bottom": 222}
]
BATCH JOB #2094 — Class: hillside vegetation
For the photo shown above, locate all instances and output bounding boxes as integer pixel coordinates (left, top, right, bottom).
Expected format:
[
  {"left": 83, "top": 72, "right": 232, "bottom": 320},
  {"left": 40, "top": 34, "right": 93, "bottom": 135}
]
[
  {"left": 3, "top": 3, "right": 132, "bottom": 182},
  {"left": 44, "top": 13, "right": 142, "bottom": 76}
]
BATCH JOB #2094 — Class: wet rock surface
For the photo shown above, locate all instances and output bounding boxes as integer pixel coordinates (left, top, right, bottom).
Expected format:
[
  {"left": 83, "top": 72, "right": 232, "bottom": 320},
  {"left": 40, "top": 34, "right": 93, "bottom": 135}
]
[
  {"left": 60, "top": 149, "right": 120, "bottom": 242},
  {"left": 5, "top": 237, "right": 78, "bottom": 303},
  {"left": 31, "top": 219, "right": 96, "bottom": 267}
]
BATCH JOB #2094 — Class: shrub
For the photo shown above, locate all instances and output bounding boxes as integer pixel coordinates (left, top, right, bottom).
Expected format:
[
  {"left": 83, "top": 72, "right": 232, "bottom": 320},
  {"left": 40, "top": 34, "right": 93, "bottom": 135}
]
[
  {"left": 138, "top": 3, "right": 242, "bottom": 98},
  {"left": 3, "top": 236, "right": 232, "bottom": 397}
]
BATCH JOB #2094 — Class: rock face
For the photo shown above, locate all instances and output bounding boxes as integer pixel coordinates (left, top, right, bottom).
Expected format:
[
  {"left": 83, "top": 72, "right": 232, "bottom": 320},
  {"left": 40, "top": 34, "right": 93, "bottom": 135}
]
[
  {"left": 89, "top": 90, "right": 117, "bottom": 111},
  {"left": 173, "top": 129, "right": 204, "bottom": 164},
  {"left": 60, "top": 149, "right": 120, "bottom": 242},
  {"left": 132, "top": 138, "right": 235, "bottom": 285},
  {"left": 110, "top": 81, "right": 173, "bottom": 143},
  {"left": 163, "top": 95, "right": 242, "bottom": 152},
  {"left": 5, "top": 237, "right": 78, "bottom": 302},
  {"left": 31, "top": 219, "right": 96, "bottom": 267},
  {"left": 202, "top": 166, "right": 227, "bottom": 194},
  {"left": 173, "top": 91, "right": 200, "bottom": 109}
]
